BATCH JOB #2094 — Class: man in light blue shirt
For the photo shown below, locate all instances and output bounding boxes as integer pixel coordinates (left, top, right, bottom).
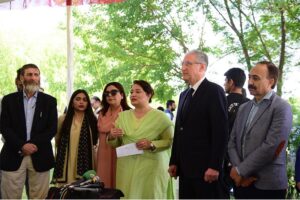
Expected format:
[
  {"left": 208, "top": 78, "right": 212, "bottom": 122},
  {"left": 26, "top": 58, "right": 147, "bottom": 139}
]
[
  {"left": 228, "top": 61, "right": 292, "bottom": 199},
  {"left": 0, "top": 64, "right": 57, "bottom": 199},
  {"left": 165, "top": 99, "right": 176, "bottom": 121}
]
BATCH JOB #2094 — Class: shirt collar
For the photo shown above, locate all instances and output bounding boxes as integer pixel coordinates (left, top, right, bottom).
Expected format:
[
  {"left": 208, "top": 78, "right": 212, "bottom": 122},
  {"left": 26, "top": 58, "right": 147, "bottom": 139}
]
[
  {"left": 191, "top": 76, "right": 205, "bottom": 92},
  {"left": 23, "top": 90, "right": 38, "bottom": 99},
  {"left": 253, "top": 90, "right": 273, "bottom": 105}
]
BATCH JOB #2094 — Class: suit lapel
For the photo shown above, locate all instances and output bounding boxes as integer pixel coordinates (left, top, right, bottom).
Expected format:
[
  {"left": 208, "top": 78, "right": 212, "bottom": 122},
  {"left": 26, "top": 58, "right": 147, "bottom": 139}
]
[
  {"left": 246, "top": 94, "right": 274, "bottom": 134},
  {"left": 238, "top": 102, "right": 253, "bottom": 143},
  {"left": 189, "top": 78, "right": 207, "bottom": 105},
  {"left": 17, "top": 92, "right": 27, "bottom": 132},
  {"left": 177, "top": 88, "right": 189, "bottom": 124},
  {"left": 181, "top": 79, "right": 208, "bottom": 123},
  {"left": 31, "top": 92, "right": 42, "bottom": 135},
  {"left": 193, "top": 78, "right": 208, "bottom": 94}
]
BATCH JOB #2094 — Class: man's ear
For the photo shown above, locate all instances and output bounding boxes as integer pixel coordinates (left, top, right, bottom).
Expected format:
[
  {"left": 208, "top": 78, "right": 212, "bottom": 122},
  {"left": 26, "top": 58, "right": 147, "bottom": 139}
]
[
  {"left": 269, "top": 78, "right": 275, "bottom": 89},
  {"left": 228, "top": 79, "right": 234, "bottom": 87},
  {"left": 200, "top": 63, "right": 207, "bottom": 71}
]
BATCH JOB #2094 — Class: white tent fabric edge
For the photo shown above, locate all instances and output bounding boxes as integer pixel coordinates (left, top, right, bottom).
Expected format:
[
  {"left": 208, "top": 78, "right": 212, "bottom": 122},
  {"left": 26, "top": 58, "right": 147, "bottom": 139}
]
[{"left": 67, "top": 5, "right": 73, "bottom": 102}]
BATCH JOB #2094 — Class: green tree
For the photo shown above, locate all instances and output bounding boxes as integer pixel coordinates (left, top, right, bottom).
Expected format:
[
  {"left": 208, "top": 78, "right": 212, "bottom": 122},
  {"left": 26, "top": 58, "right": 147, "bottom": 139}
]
[
  {"left": 73, "top": 0, "right": 207, "bottom": 102},
  {"left": 0, "top": 22, "right": 67, "bottom": 113},
  {"left": 202, "top": 0, "right": 300, "bottom": 96},
  {"left": 286, "top": 97, "right": 300, "bottom": 199}
]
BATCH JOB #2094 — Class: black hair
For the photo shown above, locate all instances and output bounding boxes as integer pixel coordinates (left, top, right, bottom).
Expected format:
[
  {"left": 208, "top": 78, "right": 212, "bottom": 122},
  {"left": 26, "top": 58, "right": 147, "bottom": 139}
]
[
  {"left": 15, "top": 68, "right": 23, "bottom": 91},
  {"left": 101, "top": 82, "right": 131, "bottom": 116},
  {"left": 157, "top": 106, "right": 164, "bottom": 112},
  {"left": 166, "top": 100, "right": 175, "bottom": 108},
  {"left": 133, "top": 80, "right": 154, "bottom": 103},
  {"left": 224, "top": 68, "right": 246, "bottom": 88},
  {"left": 60, "top": 89, "right": 98, "bottom": 145},
  {"left": 92, "top": 96, "right": 101, "bottom": 102}
]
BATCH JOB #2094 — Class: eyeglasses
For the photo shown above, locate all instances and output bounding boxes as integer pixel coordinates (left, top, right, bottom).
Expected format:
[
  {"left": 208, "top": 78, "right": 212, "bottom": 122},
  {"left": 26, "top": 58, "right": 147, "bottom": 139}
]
[
  {"left": 181, "top": 61, "right": 201, "bottom": 67},
  {"left": 104, "top": 89, "right": 120, "bottom": 97}
]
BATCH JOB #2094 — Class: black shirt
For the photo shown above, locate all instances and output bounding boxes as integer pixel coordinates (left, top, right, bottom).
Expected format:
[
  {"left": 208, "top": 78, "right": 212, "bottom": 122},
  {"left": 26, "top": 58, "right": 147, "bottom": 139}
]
[{"left": 227, "top": 93, "right": 249, "bottom": 133}]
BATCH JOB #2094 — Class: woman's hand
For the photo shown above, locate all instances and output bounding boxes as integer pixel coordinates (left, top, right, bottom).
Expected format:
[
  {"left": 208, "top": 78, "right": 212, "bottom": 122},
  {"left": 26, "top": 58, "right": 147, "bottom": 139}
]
[
  {"left": 136, "top": 138, "right": 152, "bottom": 150},
  {"left": 109, "top": 127, "right": 123, "bottom": 139}
]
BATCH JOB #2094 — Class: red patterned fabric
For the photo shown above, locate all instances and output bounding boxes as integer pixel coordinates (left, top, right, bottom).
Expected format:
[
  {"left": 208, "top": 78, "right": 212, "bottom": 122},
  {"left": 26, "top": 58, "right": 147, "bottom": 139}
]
[{"left": 0, "top": 0, "right": 125, "bottom": 9}]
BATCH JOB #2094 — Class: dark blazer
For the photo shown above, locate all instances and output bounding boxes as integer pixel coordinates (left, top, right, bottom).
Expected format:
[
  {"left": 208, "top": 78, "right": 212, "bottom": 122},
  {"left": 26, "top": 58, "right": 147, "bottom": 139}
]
[
  {"left": 0, "top": 91, "right": 57, "bottom": 172},
  {"left": 295, "top": 146, "right": 300, "bottom": 192},
  {"left": 170, "top": 78, "right": 228, "bottom": 178}
]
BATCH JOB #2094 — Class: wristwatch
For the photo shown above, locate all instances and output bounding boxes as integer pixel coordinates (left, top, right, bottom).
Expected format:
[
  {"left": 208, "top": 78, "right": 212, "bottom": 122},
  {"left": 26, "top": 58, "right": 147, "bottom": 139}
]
[{"left": 150, "top": 142, "right": 156, "bottom": 151}]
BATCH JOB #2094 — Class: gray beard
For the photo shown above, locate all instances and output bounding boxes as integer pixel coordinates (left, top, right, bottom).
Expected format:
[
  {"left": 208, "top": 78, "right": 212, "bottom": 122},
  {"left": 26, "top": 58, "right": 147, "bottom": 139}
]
[{"left": 24, "top": 84, "right": 40, "bottom": 94}]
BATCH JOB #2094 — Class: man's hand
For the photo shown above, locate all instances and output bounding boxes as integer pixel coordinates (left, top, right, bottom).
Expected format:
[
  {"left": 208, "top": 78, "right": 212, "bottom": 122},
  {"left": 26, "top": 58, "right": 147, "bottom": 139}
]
[
  {"left": 22, "top": 143, "right": 38, "bottom": 156},
  {"left": 168, "top": 165, "right": 178, "bottom": 179},
  {"left": 204, "top": 168, "right": 219, "bottom": 183},
  {"left": 230, "top": 167, "right": 242, "bottom": 186},
  {"left": 240, "top": 177, "right": 257, "bottom": 187}
]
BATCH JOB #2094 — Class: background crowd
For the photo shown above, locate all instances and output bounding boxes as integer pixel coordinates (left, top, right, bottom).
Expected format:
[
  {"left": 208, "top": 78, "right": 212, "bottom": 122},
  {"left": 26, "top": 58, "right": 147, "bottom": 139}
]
[{"left": 0, "top": 50, "right": 299, "bottom": 199}]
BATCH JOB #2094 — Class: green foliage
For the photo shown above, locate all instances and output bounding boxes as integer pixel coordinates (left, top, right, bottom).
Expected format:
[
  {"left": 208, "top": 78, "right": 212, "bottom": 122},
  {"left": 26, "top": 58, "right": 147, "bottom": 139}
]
[
  {"left": 202, "top": 0, "right": 300, "bottom": 96},
  {"left": 286, "top": 162, "right": 300, "bottom": 199},
  {"left": 72, "top": 0, "right": 205, "bottom": 102},
  {"left": 0, "top": 13, "right": 67, "bottom": 113},
  {"left": 0, "top": 34, "right": 27, "bottom": 95},
  {"left": 287, "top": 97, "right": 300, "bottom": 198},
  {"left": 288, "top": 97, "right": 300, "bottom": 151}
]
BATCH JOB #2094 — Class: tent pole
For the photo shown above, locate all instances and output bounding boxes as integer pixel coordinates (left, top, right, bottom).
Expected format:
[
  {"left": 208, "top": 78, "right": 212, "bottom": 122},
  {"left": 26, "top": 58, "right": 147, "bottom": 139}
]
[{"left": 66, "top": 5, "right": 74, "bottom": 102}]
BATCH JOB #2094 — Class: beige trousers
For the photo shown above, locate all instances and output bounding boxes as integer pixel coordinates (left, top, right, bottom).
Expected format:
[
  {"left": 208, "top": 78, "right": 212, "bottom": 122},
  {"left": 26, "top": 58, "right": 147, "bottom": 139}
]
[{"left": 1, "top": 156, "right": 50, "bottom": 199}]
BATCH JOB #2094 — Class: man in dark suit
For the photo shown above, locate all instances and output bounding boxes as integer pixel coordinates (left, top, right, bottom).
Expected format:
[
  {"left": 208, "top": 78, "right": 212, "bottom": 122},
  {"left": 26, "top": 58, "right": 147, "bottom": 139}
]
[
  {"left": 228, "top": 61, "right": 293, "bottom": 198},
  {"left": 0, "top": 63, "right": 57, "bottom": 199},
  {"left": 168, "top": 50, "right": 228, "bottom": 198}
]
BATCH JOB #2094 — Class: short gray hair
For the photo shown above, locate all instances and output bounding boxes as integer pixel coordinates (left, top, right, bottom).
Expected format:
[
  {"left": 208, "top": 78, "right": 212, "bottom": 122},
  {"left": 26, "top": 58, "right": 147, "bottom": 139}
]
[{"left": 187, "top": 50, "right": 208, "bottom": 67}]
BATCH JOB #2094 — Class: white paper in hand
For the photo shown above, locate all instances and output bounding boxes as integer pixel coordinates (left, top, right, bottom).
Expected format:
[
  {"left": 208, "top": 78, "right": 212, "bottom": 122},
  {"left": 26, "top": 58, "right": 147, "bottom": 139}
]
[{"left": 116, "top": 143, "right": 144, "bottom": 157}]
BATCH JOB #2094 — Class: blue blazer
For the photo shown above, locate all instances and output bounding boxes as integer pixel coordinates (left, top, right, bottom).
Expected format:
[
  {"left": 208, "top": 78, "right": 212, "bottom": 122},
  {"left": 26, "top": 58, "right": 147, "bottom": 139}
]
[
  {"left": 0, "top": 91, "right": 57, "bottom": 172},
  {"left": 170, "top": 78, "right": 228, "bottom": 178}
]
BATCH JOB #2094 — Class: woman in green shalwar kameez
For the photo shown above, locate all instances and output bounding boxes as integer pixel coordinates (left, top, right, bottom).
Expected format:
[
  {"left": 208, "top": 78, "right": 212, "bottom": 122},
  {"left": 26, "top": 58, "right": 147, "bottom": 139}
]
[{"left": 108, "top": 80, "right": 174, "bottom": 199}]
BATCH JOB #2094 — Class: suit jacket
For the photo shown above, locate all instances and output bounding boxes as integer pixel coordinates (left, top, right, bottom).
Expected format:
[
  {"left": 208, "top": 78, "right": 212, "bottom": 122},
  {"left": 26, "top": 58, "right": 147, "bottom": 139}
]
[
  {"left": 295, "top": 147, "right": 300, "bottom": 192},
  {"left": 228, "top": 92, "right": 292, "bottom": 190},
  {"left": 170, "top": 78, "right": 228, "bottom": 178},
  {"left": 0, "top": 91, "right": 57, "bottom": 172}
]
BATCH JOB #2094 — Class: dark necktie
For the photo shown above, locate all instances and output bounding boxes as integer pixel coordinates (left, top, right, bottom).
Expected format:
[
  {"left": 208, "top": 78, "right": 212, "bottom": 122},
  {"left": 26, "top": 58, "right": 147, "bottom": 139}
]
[{"left": 181, "top": 88, "right": 194, "bottom": 121}]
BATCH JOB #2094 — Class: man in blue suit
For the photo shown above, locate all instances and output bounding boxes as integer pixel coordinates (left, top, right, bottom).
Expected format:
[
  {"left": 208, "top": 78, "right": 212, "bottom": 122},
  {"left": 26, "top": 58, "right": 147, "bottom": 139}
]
[
  {"left": 168, "top": 50, "right": 228, "bottom": 198},
  {"left": 0, "top": 64, "right": 57, "bottom": 199},
  {"left": 228, "top": 61, "right": 293, "bottom": 198}
]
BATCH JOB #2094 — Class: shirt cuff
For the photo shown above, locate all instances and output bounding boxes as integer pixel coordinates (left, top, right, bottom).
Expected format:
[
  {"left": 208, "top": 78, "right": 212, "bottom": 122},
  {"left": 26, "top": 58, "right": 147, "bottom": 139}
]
[{"left": 235, "top": 167, "right": 241, "bottom": 176}]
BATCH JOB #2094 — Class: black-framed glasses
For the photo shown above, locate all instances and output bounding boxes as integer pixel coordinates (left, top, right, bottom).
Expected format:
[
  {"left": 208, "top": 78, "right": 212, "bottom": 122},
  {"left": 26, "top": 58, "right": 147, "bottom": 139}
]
[
  {"left": 104, "top": 89, "right": 120, "bottom": 97},
  {"left": 181, "top": 61, "right": 201, "bottom": 67}
]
